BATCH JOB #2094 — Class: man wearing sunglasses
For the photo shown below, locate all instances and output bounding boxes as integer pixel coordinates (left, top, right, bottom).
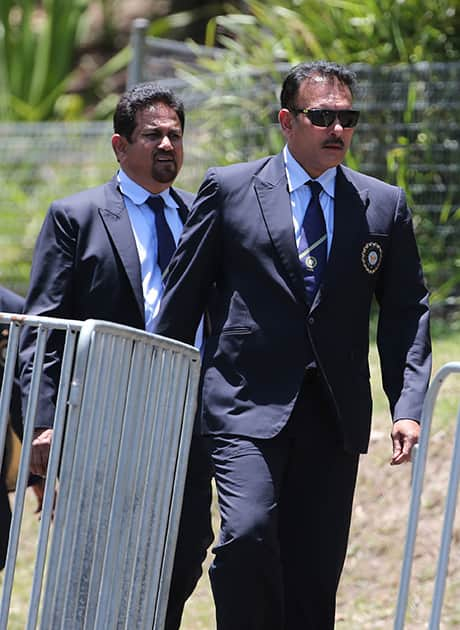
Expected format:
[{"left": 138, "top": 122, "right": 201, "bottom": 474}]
[{"left": 156, "top": 61, "right": 431, "bottom": 629}]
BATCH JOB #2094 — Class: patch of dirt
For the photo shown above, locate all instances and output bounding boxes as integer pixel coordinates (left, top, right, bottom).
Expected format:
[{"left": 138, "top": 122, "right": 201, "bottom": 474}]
[
  {"left": 335, "top": 409, "right": 460, "bottom": 629},
  {"left": 182, "top": 406, "right": 460, "bottom": 629}
]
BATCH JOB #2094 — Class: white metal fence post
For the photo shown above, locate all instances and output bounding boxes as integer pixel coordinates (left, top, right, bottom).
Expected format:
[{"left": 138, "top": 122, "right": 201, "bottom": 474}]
[
  {"left": 0, "top": 314, "right": 200, "bottom": 630},
  {"left": 394, "top": 361, "right": 460, "bottom": 629}
]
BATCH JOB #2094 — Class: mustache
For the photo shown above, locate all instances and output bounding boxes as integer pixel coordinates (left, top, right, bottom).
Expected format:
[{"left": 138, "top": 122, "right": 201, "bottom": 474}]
[
  {"left": 153, "top": 150, "right": 175, "bottom": 160},
  {"left": 322, "top": 137, "right": 345, "bottom": 148}
]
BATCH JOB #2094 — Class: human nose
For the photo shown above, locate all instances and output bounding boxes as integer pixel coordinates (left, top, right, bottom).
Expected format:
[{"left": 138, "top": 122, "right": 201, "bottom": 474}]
[
  {"left": 158, "top": 134, "right": 174, "bottom": 150},
  {"left": 331, "top": 116, "right": 344, "bottom": 132}
]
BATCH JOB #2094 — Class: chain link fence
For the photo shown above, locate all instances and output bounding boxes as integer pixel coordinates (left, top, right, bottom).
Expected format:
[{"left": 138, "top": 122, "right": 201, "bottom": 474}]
[{"left": 0, "top": 53, "right": 458, "bottom": 312}]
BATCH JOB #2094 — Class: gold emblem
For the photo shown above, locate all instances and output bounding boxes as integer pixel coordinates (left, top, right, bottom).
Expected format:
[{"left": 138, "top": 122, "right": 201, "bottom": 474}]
[
  {"left": 305, "top": 255, "right": 317, "bottom": 270},
  {"left": 361, "top": 242, "right": 383, "bottom": 274}
]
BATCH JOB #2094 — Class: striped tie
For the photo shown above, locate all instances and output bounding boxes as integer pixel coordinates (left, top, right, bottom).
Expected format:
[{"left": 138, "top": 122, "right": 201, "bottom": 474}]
[{"left": 298, "top": 181, "right": 327, "bottom": 302}]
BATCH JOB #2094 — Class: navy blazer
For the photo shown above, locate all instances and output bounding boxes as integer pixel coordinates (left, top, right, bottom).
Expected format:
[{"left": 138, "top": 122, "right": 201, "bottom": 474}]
[
  {"left": 155, "top": 152, "right": 432, "bottom": 453},
  {"left": 19, "top": 175, "right": 193, "bottom": 428}
]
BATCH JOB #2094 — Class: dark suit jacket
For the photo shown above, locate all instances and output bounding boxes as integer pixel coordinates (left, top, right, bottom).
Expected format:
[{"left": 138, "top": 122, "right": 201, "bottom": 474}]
[
  {"left": 0, "top": 287, "right": 24, "bottom": 314},
  {"left": 155, "top": 152, "right": 432, "bottom": 453},
  {"left": 19, "top": 175, "right": 193, "bottom": 428}
]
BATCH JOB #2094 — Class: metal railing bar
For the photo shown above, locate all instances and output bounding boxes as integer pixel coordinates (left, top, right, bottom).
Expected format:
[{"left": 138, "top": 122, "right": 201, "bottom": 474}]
[
  {"left": 429, "top": 400, "right": 460, "bottom": 629},
  {"left": 0, "top": 315, "right": 200, "bottom": 629},
  {"left": 0, "top": 325, "right": 48, "bottom": 629},
  {"left": 26, "top": 326, "right": 79, "bottom": 630},
  {"left": 0, "top": 321, "right": 21, "bottom": 467},
  {"left": 394, "top": 361, "right": 460, "bottom": 629}
]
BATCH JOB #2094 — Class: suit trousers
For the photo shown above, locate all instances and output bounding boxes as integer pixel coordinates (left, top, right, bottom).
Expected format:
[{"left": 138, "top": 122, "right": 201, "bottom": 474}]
[
  {"left": 164, "top": 435, "right": 214, "bottom": 630},
  {"left": 206, "top": 372, "right": 360, "bottom": 630}
]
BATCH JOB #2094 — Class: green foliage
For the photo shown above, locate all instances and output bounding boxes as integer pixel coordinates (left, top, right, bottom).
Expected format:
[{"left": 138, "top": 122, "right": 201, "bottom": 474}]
[
  {"left": 383, "top": 132, "right": 460, "bottom": 305},
  {"left": 179, "top": 0, "right": 460, "bottom": 163},
  {"left": 0, "top": 1, "right": 135, "bottom": 122},
  {"left": 208, "top": 0, "right": 460, "bottom": 64},
  {"left": 0, "top": 0, "right": 90, "bottom": 121}
]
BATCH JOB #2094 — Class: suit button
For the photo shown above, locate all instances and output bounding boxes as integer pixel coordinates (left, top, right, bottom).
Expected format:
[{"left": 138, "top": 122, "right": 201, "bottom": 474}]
[{"left": 308, "top": 316, "right": 314, "bottom": 325}]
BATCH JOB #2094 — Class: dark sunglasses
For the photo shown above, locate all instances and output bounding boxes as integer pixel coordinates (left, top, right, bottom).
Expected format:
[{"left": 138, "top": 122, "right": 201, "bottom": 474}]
[{"left": 291, "top": 108, "right": 360, "bottom": 128}]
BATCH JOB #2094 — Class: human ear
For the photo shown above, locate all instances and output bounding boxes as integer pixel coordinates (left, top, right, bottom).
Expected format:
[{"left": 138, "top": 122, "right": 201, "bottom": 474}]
[
  {"left": 111, "top": 134, "right": 128, "bottom": 161},
  {"left": 278, "top": 108, "right": 294, "bottom": 133}
]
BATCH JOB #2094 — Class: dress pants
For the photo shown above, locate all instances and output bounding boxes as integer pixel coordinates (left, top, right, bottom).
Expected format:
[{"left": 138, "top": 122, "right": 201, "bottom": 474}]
[
  {"left": 164, "top": 435, "right": 214, "bottom": 630},
  {"left": 207, "top": 373, "right": 360, "bottom": 630}
]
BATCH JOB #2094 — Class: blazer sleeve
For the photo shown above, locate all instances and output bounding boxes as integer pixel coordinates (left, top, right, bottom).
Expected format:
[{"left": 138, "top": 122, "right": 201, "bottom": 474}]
[
  {"left": 374, "top": 188, "right": 432, "bottom": 423},
  {"left": 0, "top": 287, "right": 24, "bottom": 315},
  {"left": 19, "top": 202, "right": 78, "bottom": 428},
  {"left": 155, "top": 170, "right": 222, "bottom": 345}
]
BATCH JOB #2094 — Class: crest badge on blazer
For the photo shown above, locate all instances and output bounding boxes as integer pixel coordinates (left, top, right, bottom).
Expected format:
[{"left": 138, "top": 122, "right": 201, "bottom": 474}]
[{"left": 361, "top": 241, "right": 383, "bottom": 274}]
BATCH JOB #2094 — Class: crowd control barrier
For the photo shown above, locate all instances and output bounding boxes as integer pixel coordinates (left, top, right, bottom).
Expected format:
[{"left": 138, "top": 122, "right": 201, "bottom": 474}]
[
  {"left": 394, "top": 361, "right": 460, "bottom": 629},
  {"left": 0, "top": 314, "right": 201, "bottom": 630}
]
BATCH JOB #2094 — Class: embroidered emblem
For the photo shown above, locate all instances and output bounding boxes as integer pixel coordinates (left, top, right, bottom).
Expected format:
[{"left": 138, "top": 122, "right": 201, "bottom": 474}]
[{"left": 361, "top": 242, "right": 383, "bottom": 274}]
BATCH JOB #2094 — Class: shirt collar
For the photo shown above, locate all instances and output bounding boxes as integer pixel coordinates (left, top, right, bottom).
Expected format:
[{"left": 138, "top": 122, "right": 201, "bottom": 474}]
[
  {"left": 283, "top": 145, "right": 336, "bottom": 199},
  {"left": 117, "top": 169, "right": 177, "bottom": 208}
]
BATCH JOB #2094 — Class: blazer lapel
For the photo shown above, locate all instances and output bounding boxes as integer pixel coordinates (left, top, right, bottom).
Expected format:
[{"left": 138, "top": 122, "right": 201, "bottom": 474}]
[
  {"left": 99, "top": 177, "right": 145, "bottom": 320},
  {"left": 254, "top": 153, "right": 309, "bottom": 307},
  {"left": 169, "top": 187, "right": 190, "bottom": 225}
]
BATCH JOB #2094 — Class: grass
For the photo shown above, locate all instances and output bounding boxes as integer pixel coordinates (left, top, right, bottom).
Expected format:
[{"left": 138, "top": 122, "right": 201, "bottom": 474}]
[{"left": 1, "top": 326, "right": 459, "bottom": 629}]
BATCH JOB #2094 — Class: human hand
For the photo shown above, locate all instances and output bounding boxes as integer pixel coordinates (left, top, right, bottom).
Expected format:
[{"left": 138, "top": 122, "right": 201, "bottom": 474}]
[
  {"left": 390, "top": 419, "right": 420, "bottom": 465},
  {"left": 30, "top": 428, "right": 53, "bottom": 477}
]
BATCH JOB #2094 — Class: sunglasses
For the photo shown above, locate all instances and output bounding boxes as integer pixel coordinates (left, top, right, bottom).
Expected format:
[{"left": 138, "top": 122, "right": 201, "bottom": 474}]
[{"left": 291, "top": 108, "right": 360, "bottom": 128}]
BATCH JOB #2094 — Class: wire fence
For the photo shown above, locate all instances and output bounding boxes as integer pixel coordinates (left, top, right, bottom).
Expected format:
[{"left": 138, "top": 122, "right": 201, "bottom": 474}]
[{"left": 0, "top": 61, "right": 458, "bottom": 310}]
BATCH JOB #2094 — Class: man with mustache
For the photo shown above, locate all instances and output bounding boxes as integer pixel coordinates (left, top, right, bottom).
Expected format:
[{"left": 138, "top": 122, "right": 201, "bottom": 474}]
[
  {"left": 155, "top": 61, "right": 432, "bottom": 629},
  {"left": 19, "top": 83, "right": 213, "bottom": 630}
]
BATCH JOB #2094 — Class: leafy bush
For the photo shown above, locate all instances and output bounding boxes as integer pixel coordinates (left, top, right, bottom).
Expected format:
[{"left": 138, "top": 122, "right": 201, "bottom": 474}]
[{"left": 0, "top": 0, "right": 90, "bottom": 121}]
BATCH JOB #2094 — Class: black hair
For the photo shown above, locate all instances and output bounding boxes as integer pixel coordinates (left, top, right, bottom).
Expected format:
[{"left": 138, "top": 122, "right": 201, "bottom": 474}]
[
  {"left": 113, "top": 83, "right": 185, "bottom": 141},
  {"left": 280, "top": 61, "right": 357, "bottom": 111}
]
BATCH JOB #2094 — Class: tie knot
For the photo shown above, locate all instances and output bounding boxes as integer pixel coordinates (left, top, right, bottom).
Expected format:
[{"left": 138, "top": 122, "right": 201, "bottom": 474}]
[
  {"left": 308, "top": 180, "right": 322, "bottom": 199},
  {"left": 146, "top": 196, "right": 165, "bottom": 214}
]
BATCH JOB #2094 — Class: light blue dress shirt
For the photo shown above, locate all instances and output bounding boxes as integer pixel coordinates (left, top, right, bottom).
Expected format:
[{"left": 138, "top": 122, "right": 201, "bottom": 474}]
[
  {"left": 117, "top": 170, "right": 203, "bottom": 347},
  {"left": 283, "top": 145, "right": 336, "bottom": 257}
]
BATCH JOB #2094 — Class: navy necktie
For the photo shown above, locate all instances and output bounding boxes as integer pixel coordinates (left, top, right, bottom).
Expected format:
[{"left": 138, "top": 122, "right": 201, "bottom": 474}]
[
  {"left": 298, "top": 181, "right": 327, "bottom": 302},
  {"left": 146, "top": 196, "right": 176, "bottom": 274}
]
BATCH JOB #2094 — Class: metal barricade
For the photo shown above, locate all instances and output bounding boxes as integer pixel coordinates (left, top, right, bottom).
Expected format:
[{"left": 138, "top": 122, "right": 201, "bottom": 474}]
[
  {"left": 394, "top": 361, "right": 460, "bottom": 629},
  {"left": 0, "top": 314, "right": 201, "bottom": 629}
]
